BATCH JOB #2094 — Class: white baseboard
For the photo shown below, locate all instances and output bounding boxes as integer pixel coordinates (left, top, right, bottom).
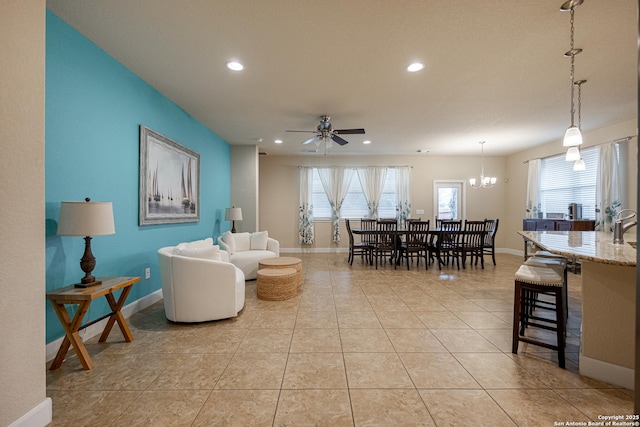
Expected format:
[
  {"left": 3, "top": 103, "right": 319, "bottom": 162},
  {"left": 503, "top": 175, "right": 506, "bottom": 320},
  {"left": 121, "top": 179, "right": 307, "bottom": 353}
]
[
  {"left": 46, "top": 289, "right": 163, "bottom": 362},
  {"left": 280, "top": 247, "right": 521, "bottom": 256},
  {"left": 498, "top": 247, "right": 523, "bottom": 257},
  {"left": 9, "top": 397, "right": 52, "bottom": 427},
  {"left": 579, "top": 354, "right": 635, "bottom": 389},
  {"left": 280, "top": 247, "right": 349, "bottom": 254}
]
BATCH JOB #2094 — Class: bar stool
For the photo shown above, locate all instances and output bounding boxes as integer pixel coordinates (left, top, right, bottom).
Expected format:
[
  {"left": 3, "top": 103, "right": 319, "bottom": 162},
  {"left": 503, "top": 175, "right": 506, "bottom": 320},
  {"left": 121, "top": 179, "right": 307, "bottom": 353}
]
[
  {"left": 524, "top": 255, "right": 568, "bottom": 321},
  {"left": 512, "top": 264, "right": 566, "bottom": 368}
]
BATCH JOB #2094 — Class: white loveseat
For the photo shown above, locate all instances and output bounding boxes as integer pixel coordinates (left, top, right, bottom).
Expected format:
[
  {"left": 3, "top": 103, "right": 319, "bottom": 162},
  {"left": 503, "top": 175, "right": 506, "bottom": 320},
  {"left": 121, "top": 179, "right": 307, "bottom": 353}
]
[
  {"left": 157, "top": 238, "right": 245, "bottom": 322},
  {"left": 217, "top": 231, "right": 279, "bottom": 280}
]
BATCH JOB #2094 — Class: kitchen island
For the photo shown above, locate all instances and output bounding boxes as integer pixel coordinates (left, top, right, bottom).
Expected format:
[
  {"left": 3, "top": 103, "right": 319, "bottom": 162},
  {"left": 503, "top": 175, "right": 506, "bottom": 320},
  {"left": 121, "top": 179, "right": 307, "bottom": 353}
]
[{"left": 518, "top": 230, "right": 636, "bottom": 389}]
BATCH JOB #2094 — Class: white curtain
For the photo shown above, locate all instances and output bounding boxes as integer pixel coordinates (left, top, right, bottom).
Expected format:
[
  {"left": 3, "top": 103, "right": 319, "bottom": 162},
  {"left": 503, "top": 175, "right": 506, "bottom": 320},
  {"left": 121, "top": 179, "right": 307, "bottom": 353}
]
[
  {"left": 357, "top": 167, "right": 387, "bottom": 219},
  {"left": 395, "top": 167, "right": 411, "bottom": 226},
  {"left": 317, "top": 167, "right": 355, "bottom": 243},
  {"left": 525, "top": 159, "right": 541, "bottom": 218},
  {"left": 595, "top": 141, "right": 624, "bottom": 231},
  {"left": 298, "top": 167, "right": 315, "bottom": 244}
]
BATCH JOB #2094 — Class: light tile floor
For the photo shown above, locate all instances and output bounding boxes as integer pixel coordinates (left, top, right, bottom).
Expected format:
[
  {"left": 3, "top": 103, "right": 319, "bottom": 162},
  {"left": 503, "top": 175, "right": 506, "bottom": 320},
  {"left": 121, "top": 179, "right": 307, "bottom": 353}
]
[{"left": 46, "top": 253, "right": 634, "bottom": 426}]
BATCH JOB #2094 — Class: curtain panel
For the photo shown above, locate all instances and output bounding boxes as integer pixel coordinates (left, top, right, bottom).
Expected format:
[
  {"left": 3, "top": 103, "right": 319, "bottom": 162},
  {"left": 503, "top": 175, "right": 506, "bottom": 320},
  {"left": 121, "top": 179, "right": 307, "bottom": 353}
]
[
  {"left": 525, "top": 159, "right": 541, "bottom": 218},
  {"left": 317, "top": 167, "right": 355, "bottom": 243},
  {"left": 395, "top": 167, "right": 411, "bottom": 226},
  {"left": 595, "top": 141, "right": 624, "bottom": 231},
  {"left": 357, "top": 167, "right": 387, "bottom": 219},
  {"left": 298, "top": 167, "right": 315, "bottom": 244}
]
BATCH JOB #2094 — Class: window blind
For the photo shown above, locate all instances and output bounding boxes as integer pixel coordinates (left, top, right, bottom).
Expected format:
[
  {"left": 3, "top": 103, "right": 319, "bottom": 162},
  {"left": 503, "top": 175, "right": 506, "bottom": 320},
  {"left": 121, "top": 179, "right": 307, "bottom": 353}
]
[{"left": 539, "top": 146, "right": 597, "bottom": 219}]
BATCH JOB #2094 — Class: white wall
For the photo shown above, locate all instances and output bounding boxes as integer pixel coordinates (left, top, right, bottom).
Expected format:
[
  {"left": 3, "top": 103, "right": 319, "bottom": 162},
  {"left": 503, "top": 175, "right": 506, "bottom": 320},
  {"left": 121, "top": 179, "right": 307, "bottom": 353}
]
[
  {"left": 259, "top": 153, "right": 506, "bottom": 251},
  {"left": 504, "top": 118, "right": 637, "bottom": 251},
  {"left": 258, "top": 119, "right": 637, "bottom": 254},
  {"left": 0, "top": 1, "right": 50, "bottom": 426}
]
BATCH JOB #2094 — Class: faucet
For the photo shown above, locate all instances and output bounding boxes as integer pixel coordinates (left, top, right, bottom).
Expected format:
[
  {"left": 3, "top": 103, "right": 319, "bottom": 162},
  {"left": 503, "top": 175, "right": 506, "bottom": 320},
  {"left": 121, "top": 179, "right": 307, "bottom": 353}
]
[{"left": 613, "top": 209, "right": 637, "bottom": 244}]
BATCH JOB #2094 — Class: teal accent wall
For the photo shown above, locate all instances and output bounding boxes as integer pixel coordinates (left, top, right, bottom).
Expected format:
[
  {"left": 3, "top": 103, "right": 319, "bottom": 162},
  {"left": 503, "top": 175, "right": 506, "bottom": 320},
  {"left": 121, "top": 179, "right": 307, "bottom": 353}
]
[{"left": 45, "top": 11, "right": 231, "bottom": 343}]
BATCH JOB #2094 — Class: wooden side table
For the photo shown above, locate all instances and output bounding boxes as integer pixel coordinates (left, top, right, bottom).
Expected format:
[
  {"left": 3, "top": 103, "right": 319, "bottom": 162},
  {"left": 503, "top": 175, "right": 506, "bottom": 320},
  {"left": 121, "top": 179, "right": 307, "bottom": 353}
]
[{"left": 46, "top": 276, "right": 140, "bottom": 370}]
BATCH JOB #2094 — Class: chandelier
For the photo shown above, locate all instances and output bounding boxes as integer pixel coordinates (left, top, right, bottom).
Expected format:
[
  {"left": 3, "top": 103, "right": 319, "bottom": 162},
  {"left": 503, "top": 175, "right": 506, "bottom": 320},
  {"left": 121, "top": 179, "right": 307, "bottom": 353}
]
[
  {"left": 561, "top": 0, "right": 586, "bottom": 172},
  {"left": 469, "top": 141, "right": 496, "bottom": 189}
]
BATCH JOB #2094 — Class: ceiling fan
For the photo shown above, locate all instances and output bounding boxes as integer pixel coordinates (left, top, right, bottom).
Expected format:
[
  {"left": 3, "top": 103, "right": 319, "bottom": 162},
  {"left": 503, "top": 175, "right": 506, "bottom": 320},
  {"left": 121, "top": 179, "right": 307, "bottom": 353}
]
[{"left": 286, "top": 115, "right": 365, "bottom": 148}]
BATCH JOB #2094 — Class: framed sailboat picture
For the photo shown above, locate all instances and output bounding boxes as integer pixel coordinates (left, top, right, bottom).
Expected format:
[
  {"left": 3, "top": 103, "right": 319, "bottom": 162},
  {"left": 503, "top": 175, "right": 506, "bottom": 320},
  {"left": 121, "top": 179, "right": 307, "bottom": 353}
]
[{"left": 139, "top": 125, "right": 200, "bottom": 225}]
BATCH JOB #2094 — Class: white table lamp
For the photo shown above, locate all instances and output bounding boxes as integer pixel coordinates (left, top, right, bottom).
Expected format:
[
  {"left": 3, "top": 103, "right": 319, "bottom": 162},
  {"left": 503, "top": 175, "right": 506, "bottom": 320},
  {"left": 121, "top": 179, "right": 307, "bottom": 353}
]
[
  {"left": 57, "top": 198, "right": 115, "bottom": 287},
  {"left": 225, "top": 206, "right": 242, "bottom": 233}
]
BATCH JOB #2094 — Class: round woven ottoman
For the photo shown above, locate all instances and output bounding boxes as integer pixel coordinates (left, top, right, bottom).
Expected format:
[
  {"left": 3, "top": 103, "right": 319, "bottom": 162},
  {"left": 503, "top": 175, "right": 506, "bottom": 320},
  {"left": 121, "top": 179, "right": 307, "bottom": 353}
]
[
  {"left": 257, "top": 268, "right": 298, "bottom": 301},
  {"left": 259, "top": 257, "right": 302, "bottom": 289}
]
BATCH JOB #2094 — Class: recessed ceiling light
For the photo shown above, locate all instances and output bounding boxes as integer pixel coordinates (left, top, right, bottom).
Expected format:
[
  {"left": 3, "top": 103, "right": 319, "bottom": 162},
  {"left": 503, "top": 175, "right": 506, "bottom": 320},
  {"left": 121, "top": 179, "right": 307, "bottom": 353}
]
[
  {"left": 363, "top": 140, "right": 372, "bottom": 145},
  {"left": 226, "top": 61, "right": 244, "bottom": 71},
  {"left": 407, "top": 62, "right": 424, "bottom": 72},
  {"left": 274, "top": 139, "right": 283, "bottom": 144}
]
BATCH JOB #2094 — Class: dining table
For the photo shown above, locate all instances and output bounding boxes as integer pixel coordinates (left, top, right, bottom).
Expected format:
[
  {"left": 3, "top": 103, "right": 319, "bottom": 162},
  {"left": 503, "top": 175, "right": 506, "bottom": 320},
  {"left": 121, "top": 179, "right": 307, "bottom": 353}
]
[{"left": 350, "top": 227, "right": 462, "bottom": 267}]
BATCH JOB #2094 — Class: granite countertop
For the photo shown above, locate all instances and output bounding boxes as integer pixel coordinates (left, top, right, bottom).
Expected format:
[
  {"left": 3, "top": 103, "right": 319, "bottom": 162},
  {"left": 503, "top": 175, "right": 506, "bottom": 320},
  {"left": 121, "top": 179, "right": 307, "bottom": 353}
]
[{"left": 518, "top": 231, "right": 637, "bottom": 267}]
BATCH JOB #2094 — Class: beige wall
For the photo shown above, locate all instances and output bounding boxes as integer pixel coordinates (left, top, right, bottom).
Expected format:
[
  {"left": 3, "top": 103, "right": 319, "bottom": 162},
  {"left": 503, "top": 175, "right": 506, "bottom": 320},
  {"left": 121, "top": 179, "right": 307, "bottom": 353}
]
[
  {"left": 230, "top": 145, "right": 259, "bottom": 233},
  {"left": 0, "top": 1, "right": 49, "bottom": 425},
  {"left": 259, "top": 153, "right": 506, "bottom": 251},
  {"left": 259, "top": 118, "right": 637, "bottom": 253},
  {"left": 504, "top": 118, "right": 638, "bottom": 251}
]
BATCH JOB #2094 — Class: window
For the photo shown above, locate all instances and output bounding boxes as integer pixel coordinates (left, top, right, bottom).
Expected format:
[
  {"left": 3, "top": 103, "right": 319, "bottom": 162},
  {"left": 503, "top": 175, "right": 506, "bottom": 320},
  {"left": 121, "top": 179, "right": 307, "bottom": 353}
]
[
  {"left": 539, "top": 146, "right": 597, "bottom": 219},
  {"left": 311, "top": 168, "right": 397, "bottom": 219},
  {"left": 433, "top": 180, "right": 465, "bottom": 220}
]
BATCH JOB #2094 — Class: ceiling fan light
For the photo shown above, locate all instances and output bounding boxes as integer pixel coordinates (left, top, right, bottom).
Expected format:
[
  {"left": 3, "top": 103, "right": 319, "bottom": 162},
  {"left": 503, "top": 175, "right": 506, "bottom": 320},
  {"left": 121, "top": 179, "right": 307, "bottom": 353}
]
[
  {"left": 565, "top": 146, "right": 580, "bottom": 161},
  {"left": 563, "top": 126, "right": 583, "bottom": 147},
  {"left": 573, "top": 158, "right": 586, "bottom": 171}
]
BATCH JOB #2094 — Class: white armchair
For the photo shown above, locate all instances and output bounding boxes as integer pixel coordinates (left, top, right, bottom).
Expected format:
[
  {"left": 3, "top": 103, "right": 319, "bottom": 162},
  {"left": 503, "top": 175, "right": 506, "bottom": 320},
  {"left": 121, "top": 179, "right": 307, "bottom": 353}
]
[
  {"left": 157, "top": 238, "right": 245, "bottom": 322},
  {"left": 217, "top": 231, "right": 279, "bottom": 280}
]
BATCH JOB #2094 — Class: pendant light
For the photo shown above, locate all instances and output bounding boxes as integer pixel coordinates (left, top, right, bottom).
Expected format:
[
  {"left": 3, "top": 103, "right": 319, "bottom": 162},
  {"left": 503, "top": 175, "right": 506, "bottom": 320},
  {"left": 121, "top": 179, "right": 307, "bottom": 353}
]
[
  {"left": 561, "top": 0, "right": 584, "bottom": 147},
  {"left": 469, "top": 141, "right": 496, "bottom": 189},
  {"left": 572, "top": 79, "right": 587, "bottom": 170}
]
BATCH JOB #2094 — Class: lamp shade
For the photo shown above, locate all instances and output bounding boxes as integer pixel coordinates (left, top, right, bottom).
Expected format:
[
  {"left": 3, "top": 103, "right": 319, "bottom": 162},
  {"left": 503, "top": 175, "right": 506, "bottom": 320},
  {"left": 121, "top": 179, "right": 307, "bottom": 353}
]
[
  {"left": 225, "top": 207, "right": 243, "bottom": 221},
  {"left": 565, "top": 146, "right": 581, "bottom": 161},
  {"left": 573, "top": 159, "right": 586, "bottom": 171},
  {"left": 563, "top": 126, "right": 583, "bottom": 147},
  {"left": 57, "top": 201, "right": 115, "bottom": 236}
]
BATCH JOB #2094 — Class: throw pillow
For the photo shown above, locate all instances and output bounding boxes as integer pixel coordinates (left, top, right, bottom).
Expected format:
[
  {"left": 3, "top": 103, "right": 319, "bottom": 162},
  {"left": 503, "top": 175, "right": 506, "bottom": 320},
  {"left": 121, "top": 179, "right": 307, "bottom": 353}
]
[
  {"left": 183, "top": 237, "right": 214, "bottom": 248},
  {"left": 222, "top": 231, "right": 236, "bottom": 254},
  {"left": 173, "top": 243, "right": 218, "bottom": 260},
  {"left": 250, "top": 231, "right": 269, "bottom": 250},
  {"left": 234, "top": 232, "right": 251, "bottom": 252}
]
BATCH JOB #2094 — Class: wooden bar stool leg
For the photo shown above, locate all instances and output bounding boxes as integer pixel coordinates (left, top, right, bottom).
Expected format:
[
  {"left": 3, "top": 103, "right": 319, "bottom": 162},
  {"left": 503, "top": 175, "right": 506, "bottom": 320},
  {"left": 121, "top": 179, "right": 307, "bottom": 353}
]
[
  {"left": 556, "top": 288, "right": 566, "bottom": 369},
  {"left": 512, "top": 281, "right": 521, "bottom": 355}
]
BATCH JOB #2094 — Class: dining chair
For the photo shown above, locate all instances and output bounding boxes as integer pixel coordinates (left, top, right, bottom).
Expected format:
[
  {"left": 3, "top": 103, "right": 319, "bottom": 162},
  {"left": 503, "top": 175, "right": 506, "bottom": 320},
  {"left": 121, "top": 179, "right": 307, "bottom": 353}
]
[
  {"left": 398, "top": 220, "right": 430, "bottom": 270},
  {"left": 360, "top": 218, "right": 377, "bottom": 263},
  {"left": 483, "top": 218, "right": 499, "bottom": 265},
  {"left": 429, "top": 220, "right": 462, "bottom": 270},
  {"left": 346, "top": 218, "right": 372, "bottom": 265},
  {"left": 372, "top": 219, "right": 397, "bottom": 269},
  {"left": 458, "top": 220, "right": 487, "bottom": 269}
]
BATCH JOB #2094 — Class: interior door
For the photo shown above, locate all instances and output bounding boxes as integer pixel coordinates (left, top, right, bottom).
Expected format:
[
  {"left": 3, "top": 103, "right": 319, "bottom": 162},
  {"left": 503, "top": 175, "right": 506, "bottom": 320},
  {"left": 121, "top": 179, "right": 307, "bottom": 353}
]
[{"left": 433, "top": 180, "right": 465, "bottom": 221}]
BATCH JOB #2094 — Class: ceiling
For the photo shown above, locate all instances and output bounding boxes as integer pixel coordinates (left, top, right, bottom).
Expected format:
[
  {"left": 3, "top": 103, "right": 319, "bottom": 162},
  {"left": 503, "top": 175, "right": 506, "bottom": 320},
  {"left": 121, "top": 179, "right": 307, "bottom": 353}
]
[{"left": 46, "top": 0, "right": 637, "bottom": 156}]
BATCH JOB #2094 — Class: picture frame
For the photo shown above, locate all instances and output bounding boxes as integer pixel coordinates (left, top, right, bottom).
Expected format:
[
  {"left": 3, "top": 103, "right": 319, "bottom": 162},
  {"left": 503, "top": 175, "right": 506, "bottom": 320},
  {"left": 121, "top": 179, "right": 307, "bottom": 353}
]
[{"left": 139, "top": 125, "right": 200, "bottom": 225}]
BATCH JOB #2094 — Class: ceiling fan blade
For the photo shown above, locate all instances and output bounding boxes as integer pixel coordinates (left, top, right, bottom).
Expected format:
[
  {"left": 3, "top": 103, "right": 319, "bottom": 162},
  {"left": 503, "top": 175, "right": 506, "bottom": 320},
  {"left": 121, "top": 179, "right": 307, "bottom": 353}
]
[
  {"left": 286, "top": 130, "right": 316, "bottom": 133},
  {"left": 331, "top": 134, "right": 349, "bottom": 146},
  {"left": 334, "top": 128, "right": 365, "bottom": 135},
  {"left": 301, "top": 135, "right": 320, "bottom": 145}
]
